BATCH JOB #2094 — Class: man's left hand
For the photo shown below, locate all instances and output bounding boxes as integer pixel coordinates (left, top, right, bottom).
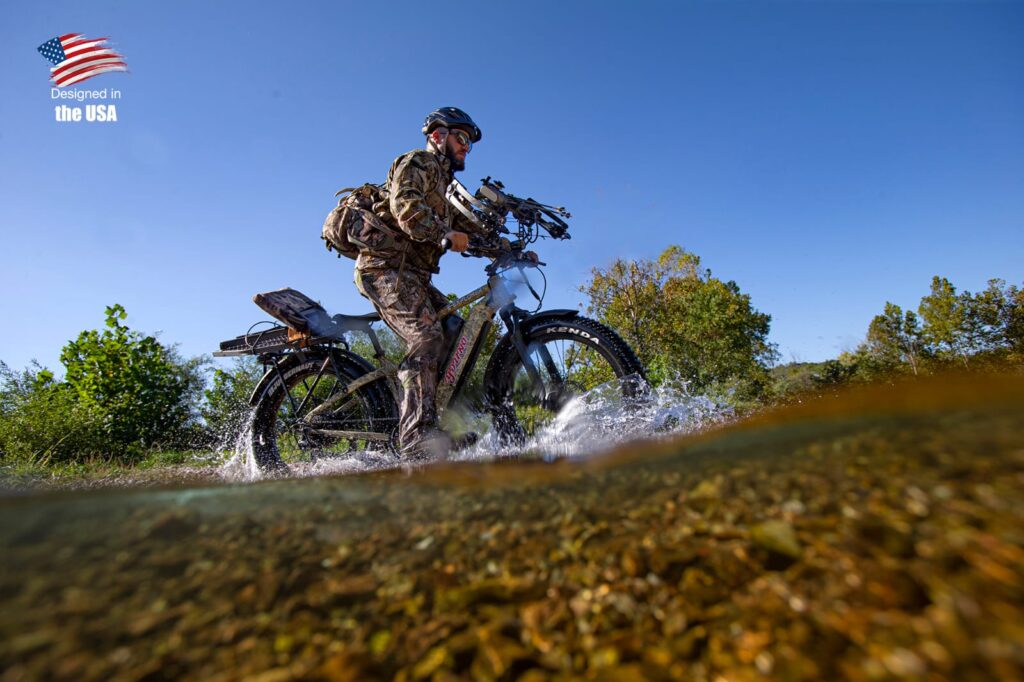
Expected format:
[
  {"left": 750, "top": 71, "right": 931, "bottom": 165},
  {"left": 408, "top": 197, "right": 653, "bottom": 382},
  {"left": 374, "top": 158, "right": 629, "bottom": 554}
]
[{"left": 444, "top": 231, "right": 470, "bottom": 252}]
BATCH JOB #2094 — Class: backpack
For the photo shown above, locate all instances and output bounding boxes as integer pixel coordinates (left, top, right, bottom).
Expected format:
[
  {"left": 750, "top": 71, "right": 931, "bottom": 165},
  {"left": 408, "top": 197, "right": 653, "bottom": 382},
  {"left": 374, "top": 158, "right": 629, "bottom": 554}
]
[{"left": 321, "top": 183, "right": 404, "bottom": 259}]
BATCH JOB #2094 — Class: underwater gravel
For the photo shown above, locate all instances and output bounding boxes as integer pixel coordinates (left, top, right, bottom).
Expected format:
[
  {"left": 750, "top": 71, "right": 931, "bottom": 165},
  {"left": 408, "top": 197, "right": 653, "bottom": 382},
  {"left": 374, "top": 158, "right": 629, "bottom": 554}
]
[{"left": 1, "top": 375, "right": 1023, "bottom": 681}]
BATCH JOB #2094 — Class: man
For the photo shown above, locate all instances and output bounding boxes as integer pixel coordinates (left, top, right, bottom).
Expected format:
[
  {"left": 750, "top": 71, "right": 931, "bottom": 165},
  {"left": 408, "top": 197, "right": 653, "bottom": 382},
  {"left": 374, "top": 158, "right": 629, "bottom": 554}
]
[{"left": 354, "top": 107, "right": 486, "bottom": 458}]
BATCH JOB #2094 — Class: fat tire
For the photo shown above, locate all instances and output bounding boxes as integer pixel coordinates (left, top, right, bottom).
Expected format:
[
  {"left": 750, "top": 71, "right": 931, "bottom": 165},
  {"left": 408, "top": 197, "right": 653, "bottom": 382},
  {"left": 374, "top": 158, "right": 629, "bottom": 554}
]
[
  {"left": 250, "top": 352, "right": 397, "bottom": 471},
  {"left": 484, "top": 315, "right": 645, "bottom": 445}
]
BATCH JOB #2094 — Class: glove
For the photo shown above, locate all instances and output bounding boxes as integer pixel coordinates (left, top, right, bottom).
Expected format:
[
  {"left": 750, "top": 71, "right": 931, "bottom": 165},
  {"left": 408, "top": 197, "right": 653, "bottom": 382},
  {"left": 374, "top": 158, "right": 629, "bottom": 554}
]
[{"left": 444, "top": 231, "right": 470, "bottom": 252}]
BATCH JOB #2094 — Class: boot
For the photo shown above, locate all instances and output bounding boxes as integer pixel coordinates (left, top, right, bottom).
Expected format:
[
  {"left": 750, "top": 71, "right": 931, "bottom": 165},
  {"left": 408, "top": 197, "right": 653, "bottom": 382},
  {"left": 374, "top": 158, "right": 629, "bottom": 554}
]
[
  {"left": 450, "top": 432, "right": 480, "bottom": 452},
  {"left": 401, "top": 430, "right": 479, "bottom": 459},
  {"left": 400, "top": 429, "right": 453, "bottom": 460}
]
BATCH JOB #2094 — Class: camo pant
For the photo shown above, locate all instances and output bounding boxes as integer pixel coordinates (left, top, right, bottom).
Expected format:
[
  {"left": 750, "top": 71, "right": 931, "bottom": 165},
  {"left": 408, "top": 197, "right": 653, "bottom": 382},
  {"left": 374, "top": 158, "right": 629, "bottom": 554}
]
[{"left": 356, "top": 267, "right": 450, "bottom": 452}]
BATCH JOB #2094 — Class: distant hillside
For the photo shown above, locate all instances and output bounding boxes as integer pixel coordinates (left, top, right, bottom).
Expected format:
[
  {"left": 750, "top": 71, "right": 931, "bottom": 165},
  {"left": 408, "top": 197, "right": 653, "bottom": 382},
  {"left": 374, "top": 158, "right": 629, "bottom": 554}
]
[{"left": 770, "top": 361, "right": 831, "bottom": 397}]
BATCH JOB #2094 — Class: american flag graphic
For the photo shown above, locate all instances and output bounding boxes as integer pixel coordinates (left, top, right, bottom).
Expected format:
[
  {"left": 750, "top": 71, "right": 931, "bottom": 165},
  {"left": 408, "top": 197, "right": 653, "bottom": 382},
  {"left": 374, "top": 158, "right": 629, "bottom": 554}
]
[{"left": 37, "top": 34, "right": 128, "bottom": 88}]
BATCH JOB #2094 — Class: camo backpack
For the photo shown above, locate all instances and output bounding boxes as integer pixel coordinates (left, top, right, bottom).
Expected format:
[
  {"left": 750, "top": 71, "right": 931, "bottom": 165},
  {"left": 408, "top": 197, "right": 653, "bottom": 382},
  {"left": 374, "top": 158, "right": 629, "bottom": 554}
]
[{"left": 321, "top": 183, "right": 404, "bottom": 259}]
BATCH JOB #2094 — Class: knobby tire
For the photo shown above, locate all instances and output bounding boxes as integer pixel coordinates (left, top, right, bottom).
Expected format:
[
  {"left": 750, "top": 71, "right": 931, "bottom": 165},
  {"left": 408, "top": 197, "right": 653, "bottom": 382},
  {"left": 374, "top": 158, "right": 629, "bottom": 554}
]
[
  {"left": 250, "top": 352, "right": 396, "bottom": 471},
  {"left": 484, "top": 316, "right": 645, "bottom": 445}
]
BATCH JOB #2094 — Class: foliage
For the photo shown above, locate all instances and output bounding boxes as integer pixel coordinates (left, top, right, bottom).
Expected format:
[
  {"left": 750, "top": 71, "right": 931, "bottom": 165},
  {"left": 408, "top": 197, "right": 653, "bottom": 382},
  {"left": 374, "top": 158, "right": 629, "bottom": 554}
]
[
  {"left": 0, "top": 361, "right": 103, "bottom": 463},
  {"left": 865, "top": 303, "right": 925, "bottom": 376},
  {"left": 770, "top": 277, "right": 1024, "bottom": 397},
  {"left": 1, "top": 305, "right": 205, "bottom": 464},
  {"left": 769, "top": 361, "right": 834, "bottom": 399},
  {"left": 855, "top": 278, "right": 1023, "bottom": 380},
  {"left": 918, "top": 276, "right": 972, "bottom": 367},
  {"left": 580, "top": 245, "right": 778, "bottom": 405},
  {"left": 347, "top": 325, "right": 405, "bottom": 367},
  {"left": 58, "top": 304, "right": 206, "bottom": 458},
  {"left": 7, "top": 261, "right": 1021, "bottom": 474}
]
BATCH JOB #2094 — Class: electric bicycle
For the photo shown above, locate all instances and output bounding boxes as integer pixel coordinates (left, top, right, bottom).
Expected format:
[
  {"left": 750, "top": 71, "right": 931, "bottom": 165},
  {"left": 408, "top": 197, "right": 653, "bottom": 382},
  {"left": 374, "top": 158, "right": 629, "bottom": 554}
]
[{"left": 213, "top": 178, "right": 645, "bottom": 470}]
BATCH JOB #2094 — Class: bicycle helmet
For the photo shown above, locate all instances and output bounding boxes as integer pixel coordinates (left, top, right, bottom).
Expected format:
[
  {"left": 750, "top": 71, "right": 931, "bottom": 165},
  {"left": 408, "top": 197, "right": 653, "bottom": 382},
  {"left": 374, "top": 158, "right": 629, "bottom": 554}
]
[{"left": 422, "top": 107, "right": 482, "bottom": 143}]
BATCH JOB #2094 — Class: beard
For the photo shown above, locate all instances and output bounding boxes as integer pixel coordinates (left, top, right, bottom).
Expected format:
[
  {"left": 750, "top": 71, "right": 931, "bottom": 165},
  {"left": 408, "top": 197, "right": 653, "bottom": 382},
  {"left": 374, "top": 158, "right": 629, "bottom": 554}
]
[{"left": 445, "top": 147, "right": 465, "bottom": 172}]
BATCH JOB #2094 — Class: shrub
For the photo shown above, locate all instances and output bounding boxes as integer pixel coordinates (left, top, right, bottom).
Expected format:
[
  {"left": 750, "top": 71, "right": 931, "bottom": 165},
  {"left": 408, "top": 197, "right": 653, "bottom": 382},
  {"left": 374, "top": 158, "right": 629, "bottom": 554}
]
[
  {"left": 0, "top": 362, "right": 103, "bottom": 463},
  {"left": 1, "top": 305, "right": 206, "bottom": 465}
]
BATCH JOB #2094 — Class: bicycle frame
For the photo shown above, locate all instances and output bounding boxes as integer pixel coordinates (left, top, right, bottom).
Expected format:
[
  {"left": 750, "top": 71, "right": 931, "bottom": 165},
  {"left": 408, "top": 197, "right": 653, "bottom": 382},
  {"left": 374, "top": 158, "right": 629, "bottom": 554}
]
[{"left": 293, "top": 271, "right": 543, "bottom": 443}]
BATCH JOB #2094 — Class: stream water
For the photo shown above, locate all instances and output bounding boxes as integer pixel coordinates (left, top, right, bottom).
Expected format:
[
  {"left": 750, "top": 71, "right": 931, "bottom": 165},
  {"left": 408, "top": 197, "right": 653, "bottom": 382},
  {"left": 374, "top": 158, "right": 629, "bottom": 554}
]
[
  {"left": 2, "top": 373, "right": 1022, "bottom": 681},
  {"left": 219, "top": 377, "right": 730, "bottom": 483}
]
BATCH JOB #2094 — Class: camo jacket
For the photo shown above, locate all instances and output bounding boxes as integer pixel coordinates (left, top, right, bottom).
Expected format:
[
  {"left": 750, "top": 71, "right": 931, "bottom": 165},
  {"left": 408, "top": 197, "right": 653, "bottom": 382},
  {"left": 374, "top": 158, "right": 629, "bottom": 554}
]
[{"left": 355, "top": 148, "right": 481, "bottom": 274}]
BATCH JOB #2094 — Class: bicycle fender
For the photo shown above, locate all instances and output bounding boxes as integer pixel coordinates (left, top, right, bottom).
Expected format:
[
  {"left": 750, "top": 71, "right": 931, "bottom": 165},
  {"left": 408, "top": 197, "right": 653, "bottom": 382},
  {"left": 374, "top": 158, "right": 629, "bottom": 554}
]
[
  {"left": 249, "top": 353, "right": 308, "bottom": 406},
  {"left": 519, "top": 309, "right": 579, "bottom": 327},
  {"left": 498, "top": 308, "right": 579, "bottom": 346},
  {"left": 247, "top": 350, "right": 378, "bottom": 406}
]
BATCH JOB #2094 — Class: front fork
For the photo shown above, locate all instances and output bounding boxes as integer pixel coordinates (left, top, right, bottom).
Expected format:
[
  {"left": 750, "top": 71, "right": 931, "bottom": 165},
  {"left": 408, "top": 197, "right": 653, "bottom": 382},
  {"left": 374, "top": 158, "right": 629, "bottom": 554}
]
[{"left": 498, "top": 306, "right": 566, "bottom": 409}]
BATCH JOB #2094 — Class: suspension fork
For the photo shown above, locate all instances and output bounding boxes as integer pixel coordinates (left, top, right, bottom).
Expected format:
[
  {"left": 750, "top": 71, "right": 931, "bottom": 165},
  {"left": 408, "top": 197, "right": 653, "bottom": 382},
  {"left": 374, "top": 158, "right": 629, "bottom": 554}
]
[
  {"left": 536, "top": 345, "right": 565, "bottom": 390},
  {"left": 498, "top": 306, "right": 564, "bottom": 396}
]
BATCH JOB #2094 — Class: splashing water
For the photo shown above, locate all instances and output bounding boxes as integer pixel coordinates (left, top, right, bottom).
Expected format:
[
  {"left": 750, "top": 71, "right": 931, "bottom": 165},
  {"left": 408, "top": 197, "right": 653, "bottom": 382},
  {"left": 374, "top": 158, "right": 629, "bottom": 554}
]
[
  {"left": 216, "top": 376, "right": 731, "bottom": 481},
  {"left": 457, "top": 375, "right": 730, "bottom": 462},
  {"left": 217, "top": 410, "right": 263, "bottom": 483},
  {"left": 217, "top": 409, "right": 406, "bottom": 482}
]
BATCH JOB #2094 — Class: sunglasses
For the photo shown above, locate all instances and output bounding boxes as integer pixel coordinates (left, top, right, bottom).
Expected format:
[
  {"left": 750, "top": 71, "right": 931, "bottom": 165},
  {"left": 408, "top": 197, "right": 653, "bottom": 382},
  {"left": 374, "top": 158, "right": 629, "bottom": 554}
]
[{"left": 449, "top": 129, "right": 472, "bottom": 151}]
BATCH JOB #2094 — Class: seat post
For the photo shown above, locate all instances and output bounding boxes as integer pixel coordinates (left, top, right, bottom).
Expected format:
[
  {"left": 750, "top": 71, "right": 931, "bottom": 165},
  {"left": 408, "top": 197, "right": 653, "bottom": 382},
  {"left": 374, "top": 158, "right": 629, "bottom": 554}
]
[{"left": 368, "top": 328, "right": 386, "bottom": 361}]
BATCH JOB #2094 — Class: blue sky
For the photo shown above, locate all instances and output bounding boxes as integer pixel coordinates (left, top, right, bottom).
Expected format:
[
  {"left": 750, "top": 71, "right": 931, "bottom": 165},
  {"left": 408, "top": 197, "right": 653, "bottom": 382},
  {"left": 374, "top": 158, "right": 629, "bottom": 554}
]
[{"left": 2, "top": 1, "right": 1022, "bottom": 373}]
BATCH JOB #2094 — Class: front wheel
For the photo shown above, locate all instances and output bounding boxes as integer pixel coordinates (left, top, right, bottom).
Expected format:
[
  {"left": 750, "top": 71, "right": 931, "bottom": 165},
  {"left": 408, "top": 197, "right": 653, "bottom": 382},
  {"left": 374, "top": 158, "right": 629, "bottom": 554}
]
[
  {"left": 484, "top": 315, "right": 646, "bottom": 445},
  {"left": 250, "top": 352, "right": 397, "bottom": 471}
]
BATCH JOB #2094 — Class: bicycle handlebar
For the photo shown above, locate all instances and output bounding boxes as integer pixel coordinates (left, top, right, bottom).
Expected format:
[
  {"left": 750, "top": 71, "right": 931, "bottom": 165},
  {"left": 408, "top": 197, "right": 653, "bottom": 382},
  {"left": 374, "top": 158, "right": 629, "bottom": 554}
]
[{"left": 440, "top": 235, "right": 545, "bottom": 271}]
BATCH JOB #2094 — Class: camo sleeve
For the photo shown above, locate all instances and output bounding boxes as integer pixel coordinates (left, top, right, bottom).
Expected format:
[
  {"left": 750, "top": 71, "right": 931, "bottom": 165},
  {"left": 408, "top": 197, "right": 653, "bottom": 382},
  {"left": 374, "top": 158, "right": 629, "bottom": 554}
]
[{"left": 388, "top": 153, "right": 447, "bottom": 244}]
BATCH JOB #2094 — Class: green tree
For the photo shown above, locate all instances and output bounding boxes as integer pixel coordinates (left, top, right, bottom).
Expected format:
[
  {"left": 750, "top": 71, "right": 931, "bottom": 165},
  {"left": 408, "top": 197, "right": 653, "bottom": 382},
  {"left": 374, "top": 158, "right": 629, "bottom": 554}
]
[
  {"left": 918, "top": 276, "right": 972, "bottom": 368},
  {"left": 578, "top": 255, "right": 667, "bottom": 373},
  {"left": 580, "top": 245, "right": 778, "bottom": 403},
  {"left": 810, "top": 355, "right": 860, "bottom": 388},
  {"left": 964, "top": 279, "right": 1021, "bottom": 360},
  {"left": 865, "top": 302, "right": 924, "bottom": 376},
  {"left": 1001, "top": 283, "right": 1024, "bottom": 356},
  {"left": 830, "top": 275, "right": 1024, "bottom": 387},
  {"left": 914, "top": 276, "right": 1024, "bottom": 370},
  {"left": 59, "top": 304, "right": 205, "bottom": 459}
]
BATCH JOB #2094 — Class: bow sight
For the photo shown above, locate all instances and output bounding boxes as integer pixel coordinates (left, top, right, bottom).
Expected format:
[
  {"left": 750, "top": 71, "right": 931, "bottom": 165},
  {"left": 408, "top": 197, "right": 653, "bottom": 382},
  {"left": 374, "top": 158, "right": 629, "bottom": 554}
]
[{"left": 446, "top": 177, "right": 572, "bottom": 245}]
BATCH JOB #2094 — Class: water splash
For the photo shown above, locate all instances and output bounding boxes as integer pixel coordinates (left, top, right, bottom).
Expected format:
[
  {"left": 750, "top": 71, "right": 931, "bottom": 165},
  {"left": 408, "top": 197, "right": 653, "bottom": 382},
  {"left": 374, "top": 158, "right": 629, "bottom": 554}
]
[
  {"left": 217, "top": 410, "right": 263, "bottom": 482},
  {"left": 215, "top": 376, "right": 731, "bottom": 481},
  {"left": 456, "top": 375, "right": 730, "bottom": 462},
  {"left": 217, "top": 409, "right": 405, "bottom": 482}
]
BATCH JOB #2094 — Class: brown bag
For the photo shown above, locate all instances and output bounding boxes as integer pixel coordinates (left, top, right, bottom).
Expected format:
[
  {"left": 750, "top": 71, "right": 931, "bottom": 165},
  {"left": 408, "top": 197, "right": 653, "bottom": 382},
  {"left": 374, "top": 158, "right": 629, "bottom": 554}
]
[
  {"left": 252, "top": 288, "right": 331, "bottom": 335},
  {"left": 322, "top": 184, "right": 404, "bottom": 259}
]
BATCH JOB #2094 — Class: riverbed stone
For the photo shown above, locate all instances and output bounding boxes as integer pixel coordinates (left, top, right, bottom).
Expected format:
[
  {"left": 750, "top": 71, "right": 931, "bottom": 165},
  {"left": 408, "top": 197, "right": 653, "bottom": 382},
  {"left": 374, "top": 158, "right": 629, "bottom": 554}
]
[{"left": 1, "top": 374, "right": 1023, "bottom": 681}]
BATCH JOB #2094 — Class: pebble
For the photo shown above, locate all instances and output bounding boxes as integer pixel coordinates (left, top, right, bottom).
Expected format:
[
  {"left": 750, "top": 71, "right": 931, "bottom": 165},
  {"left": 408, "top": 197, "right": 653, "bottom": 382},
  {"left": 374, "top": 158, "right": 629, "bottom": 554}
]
[{"left": 1, "top": 375, "right": 1022, "bottom": 680}]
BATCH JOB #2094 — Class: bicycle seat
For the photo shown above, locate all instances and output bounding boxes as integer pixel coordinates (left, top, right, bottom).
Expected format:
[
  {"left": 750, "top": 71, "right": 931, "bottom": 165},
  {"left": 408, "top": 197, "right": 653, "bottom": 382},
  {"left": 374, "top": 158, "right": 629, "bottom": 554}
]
[{"left": 332, "top": 312, "right": 381, "bottom": 333}]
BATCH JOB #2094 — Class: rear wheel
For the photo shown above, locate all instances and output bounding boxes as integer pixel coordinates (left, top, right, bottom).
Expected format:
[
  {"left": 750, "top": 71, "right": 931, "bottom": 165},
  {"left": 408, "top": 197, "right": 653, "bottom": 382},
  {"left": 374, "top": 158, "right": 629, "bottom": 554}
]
[
  {"left": 484, "top": 316, "right": 645, "bottom": 445},
  {"left": 251, "top": 352, "right": 397, "bottom": 471}
]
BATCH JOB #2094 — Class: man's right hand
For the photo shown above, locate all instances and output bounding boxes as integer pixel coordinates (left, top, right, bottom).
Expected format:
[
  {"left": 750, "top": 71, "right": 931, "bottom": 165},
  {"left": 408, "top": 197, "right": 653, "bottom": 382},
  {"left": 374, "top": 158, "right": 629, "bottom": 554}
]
[{"left": 444, "top": 231, "right": 469, "bottom": 253}]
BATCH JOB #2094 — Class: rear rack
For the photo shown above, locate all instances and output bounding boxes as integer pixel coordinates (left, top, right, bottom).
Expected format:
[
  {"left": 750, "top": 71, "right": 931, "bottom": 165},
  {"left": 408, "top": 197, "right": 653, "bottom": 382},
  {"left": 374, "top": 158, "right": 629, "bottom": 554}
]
[{"left": 214, "top": 326, "right": 343, "bottom": 357}]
